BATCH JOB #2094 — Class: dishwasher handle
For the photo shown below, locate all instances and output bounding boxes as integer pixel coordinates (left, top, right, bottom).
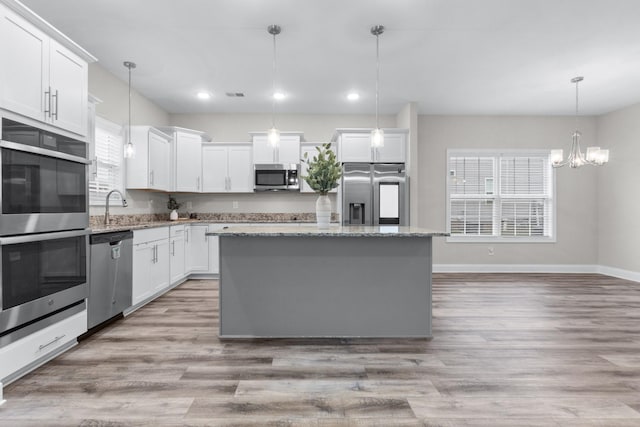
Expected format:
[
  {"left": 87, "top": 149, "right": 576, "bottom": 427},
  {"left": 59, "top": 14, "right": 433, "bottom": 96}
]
[{"left": 90, "top": 230, "right": 134, "bottom": 245}]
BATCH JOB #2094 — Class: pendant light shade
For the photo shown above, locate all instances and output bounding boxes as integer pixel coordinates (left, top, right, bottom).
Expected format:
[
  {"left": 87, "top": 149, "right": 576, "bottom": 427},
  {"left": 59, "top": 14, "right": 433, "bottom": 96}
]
[
  {"left": 551, "top": 76, "right": 609, "bottom": 168},
  {"left": 267, "top": 126, "right": 280, "bottom": 147},
  {"left": 123, "top": 61, "right": 136, "bottom": 159},
  {"left": 371, "top": 25, "right": 384, "bottom": 148},
  {"left": 268, "top": 24, "right": 281, "bottom": 148}
]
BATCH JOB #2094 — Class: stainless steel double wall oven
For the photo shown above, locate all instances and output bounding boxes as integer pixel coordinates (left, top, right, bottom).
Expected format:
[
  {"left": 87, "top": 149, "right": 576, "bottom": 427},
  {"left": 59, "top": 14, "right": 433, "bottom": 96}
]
[{"left": 0, "top": 116, "right": 90, "bottom": 344}]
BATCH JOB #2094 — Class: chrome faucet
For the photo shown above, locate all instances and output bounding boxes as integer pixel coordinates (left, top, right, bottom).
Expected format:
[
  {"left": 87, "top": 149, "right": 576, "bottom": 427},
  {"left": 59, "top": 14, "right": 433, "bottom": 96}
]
[{"left": 105, "top": 189, "right": 128, "bottom": 225}]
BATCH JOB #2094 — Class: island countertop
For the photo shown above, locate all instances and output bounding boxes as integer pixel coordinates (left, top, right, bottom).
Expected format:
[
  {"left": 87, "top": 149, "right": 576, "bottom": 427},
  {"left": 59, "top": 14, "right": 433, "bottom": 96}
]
[{"left": 207, "top": 225, "right": 448, "bottom": 237}]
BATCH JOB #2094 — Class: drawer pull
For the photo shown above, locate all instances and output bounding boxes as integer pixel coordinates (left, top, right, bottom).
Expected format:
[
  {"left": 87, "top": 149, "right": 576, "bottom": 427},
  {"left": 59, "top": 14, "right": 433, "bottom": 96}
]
[{"left": 38, "top": 334, "right": 66, "bottom": 351}]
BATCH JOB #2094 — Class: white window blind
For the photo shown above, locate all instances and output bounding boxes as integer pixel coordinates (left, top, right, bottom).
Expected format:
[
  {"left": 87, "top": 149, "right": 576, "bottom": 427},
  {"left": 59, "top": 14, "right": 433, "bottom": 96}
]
[
  {"left": 447, "top": 150, "right": 554, "bottom": 241},
  {"left": 89, "top": 117, "right": 124, "bottom": 205}
]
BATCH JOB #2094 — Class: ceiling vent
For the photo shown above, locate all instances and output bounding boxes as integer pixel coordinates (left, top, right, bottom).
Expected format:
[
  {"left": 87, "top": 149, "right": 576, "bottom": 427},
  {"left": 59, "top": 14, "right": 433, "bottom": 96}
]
[{"left": 226, "top": 92, "right": 245, "bottom": 97}]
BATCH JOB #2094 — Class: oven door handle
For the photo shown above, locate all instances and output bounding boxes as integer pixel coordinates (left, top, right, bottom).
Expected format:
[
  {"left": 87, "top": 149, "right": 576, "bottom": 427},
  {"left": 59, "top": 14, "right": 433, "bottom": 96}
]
[
  {"left": 0, "top": 140, "right": 90, "bottom": 165},
  {"left": 0, "top": 229, "right": 90, "bottom": 245}
]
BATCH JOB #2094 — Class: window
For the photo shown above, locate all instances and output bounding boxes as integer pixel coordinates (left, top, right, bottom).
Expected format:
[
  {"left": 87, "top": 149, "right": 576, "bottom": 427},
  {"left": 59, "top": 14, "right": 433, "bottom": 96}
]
[
  {"left": 446, "top": 149, "right": 555, "bottom": 242},
  {"left": 89, "top": 117, "right": 124, "bottom": 205}
]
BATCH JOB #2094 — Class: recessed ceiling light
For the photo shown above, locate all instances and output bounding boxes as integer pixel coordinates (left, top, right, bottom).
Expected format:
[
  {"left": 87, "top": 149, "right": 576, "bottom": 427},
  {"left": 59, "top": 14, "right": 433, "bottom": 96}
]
[
  {"left": 347, "top": 92, "right": 360, "bottom": 101},
  {"left": 273, "top": 92, "right": 285, "bottom": 100},
  {"left": 197, "top": 92, "right": 211, "bottom": 100}
]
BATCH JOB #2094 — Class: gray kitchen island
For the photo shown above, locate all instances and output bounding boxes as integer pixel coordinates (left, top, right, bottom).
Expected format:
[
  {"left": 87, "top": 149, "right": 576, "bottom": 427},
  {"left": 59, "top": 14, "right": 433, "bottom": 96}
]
[{"left": 207, "top": 225, "right": 447, "bottom": 339}]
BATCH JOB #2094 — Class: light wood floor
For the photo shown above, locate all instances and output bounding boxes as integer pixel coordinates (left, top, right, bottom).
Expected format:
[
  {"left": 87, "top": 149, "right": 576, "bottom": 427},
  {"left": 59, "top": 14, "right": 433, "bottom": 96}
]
[{"left": 1, "top": 273, "right": 640, "bottom": 426}]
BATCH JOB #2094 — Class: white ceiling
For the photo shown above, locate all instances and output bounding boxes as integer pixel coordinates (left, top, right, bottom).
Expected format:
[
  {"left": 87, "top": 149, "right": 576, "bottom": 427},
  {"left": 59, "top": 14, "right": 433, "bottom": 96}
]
[{"left": 20, "top": 0, "right": 640, "bottom": 116}]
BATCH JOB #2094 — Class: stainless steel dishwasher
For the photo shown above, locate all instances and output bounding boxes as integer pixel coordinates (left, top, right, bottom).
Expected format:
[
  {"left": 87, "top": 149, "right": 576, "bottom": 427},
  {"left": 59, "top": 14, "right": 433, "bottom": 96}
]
[{"left": 88, "top": 230, "right": 133, "bottom": 329}]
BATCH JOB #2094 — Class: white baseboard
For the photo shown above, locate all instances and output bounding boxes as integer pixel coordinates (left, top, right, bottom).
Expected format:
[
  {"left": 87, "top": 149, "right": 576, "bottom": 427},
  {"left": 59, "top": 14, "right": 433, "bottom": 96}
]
[
  {"left": 597, "top": 265, "right": 640, "bottom": 283},
  {"left": 433, "top": 264, "right": 639, "bottom": 283},
  {"left": 433, "top": 264, "right": 599, "bottom": 273}
]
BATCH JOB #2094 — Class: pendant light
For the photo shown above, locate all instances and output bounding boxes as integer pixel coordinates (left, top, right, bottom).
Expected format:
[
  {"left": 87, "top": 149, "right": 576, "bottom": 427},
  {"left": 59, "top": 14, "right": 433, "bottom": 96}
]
[
  {"left": 267, "top": 24, "right": 281, "bottom": 148},
  {"left": 371, "top": 25, "right": 385, "bottom": 148},
  {"left": 551, "top": 76, "right": 609, "bottom": 168},
  {"left": 123, "top": 61, "right": 136, "bottom": 159}
]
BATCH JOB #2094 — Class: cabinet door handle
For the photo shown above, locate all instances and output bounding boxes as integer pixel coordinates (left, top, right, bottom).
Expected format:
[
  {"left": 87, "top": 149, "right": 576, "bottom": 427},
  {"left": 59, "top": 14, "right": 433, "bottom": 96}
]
[
  {"left": 52, "top": 90, "right": 59, "bottom": 120},
  {"left": 39, "top": 334, "right": 65, "bottom": 351},
  {"left": 172, "top": 240, "right": 175, "bottom": 256},
  {"left": 44, "top": 87, "right": 52, "bottom": 117},
  {"left": 185, "top": 229, "right": 189, "bottom": 243},
  {"left": 227, "top": 177, "right": 232, "bottom": 191},
  {"left": 197, "top": 176, "right": 200, "bottom": 190},
  {"left": 150, "top": 170, "right": 154, "bottom": 186}
]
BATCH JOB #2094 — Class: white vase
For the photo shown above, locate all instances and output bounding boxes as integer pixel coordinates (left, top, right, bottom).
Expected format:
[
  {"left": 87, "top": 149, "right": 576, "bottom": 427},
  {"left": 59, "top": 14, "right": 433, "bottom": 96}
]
[
  {"left": 315, "top": 194, "right": 331, "bottom": 229},
  {"left": 169, "top": 209, "right": 178, "bottom": 221}
]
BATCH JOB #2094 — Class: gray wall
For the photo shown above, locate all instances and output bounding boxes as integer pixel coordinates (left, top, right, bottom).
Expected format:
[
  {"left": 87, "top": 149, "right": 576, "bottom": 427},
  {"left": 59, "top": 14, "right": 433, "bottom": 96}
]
[
  {"left": 418, "top": 115, "right": 599, "bottom": 266},
  {"left": 89, "top": 63, "right": 170, "bottom": 128},
  {"left": 168, "top": 113, "right": 397, "bottom": 215},
  {"left": 89, "top": 64, "right": 171, "bottom": 216},
  {"left": 169, "top": 113, "right": 397, "bottom": 143},
  {"left": 88, "top": 63, "right": 637, "bottom": 275},
  {"left": 596, "top": 103, "right": 640, "bottom": 274}
]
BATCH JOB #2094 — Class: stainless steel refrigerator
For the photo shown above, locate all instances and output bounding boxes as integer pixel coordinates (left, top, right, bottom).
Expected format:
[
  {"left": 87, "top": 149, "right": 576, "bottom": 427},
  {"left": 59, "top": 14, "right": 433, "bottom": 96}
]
[{"left": 342, "top": 163, "right": 408, "bottom": 226}]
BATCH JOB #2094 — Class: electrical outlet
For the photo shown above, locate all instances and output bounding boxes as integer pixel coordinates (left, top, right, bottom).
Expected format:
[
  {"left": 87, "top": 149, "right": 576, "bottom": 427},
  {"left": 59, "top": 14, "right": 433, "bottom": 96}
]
[
  {"left": 487, "top": 246, "right": 494, "bottom": 256},
  {"left": 232, "top": 201, "right": 239, "bottom": 209},
  {"left": 186, "top": 201, "right": 193, "bottom": 209}
]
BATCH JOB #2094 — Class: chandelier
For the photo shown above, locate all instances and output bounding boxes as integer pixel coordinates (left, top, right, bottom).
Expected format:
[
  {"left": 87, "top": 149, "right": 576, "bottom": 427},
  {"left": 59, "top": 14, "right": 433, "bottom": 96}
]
[{"left": 551, "top": 76, "right": 609, "bottom": 168}]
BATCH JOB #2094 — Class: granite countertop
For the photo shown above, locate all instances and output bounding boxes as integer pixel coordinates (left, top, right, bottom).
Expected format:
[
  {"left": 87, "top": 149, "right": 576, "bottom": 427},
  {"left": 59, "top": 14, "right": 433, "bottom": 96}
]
[
  {"left": 91, "top": 219, "right": 201, "bottom": 234},
  {"left": 206, "top": 225, "right": 449, "bottom": 237},
  {"left": 89, "top": 213, "right": 340, "bottom": 234}
]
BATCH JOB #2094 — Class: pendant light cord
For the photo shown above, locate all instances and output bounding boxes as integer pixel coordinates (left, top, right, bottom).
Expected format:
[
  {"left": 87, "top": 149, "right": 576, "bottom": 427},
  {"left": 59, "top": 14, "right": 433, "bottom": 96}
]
[
  {"left": 128, "top": 66, "right": 132, "bottom": 141},
  {"left": 272, "top": 30, "right": 277, "bottom": 129},
  {"left": 375, "top": 31, "right": 380, "bottom": 129},
  {"left": 574, "top": 78, "right": 579, "bottom": 133}
]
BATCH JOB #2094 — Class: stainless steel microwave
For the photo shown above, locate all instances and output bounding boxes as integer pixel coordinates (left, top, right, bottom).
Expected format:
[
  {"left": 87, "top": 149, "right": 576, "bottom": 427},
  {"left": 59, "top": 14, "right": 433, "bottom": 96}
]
[{"left": 254, "top": 164, "right": 300, "bottom": 191}]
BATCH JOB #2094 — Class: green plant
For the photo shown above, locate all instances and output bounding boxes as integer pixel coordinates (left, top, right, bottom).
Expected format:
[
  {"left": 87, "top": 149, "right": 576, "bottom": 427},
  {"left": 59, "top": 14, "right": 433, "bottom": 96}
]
[
  {"left": 167, "top": 195, "right": 182, "bottom": 211},
  {"left": 302, "top": 143, "right": 342, "bottom": 195}
]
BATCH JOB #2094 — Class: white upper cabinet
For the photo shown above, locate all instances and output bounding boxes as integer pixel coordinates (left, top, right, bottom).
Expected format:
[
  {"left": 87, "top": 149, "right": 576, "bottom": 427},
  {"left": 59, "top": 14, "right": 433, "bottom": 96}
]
[
  {"left": 201, "top": 145, "right": 228, "bottom": 192},
  {"left": 252, "top": 133, "right": 301, "bottom": 164},
  {"left": 339, "top": 133, "right": 372, "bottom": 162},
  {"left": 158, "top": 127, "right": 208, "bottom": 192},
  {"left": 374, "top": 132, "right": 406, "bottom": 163},
  {"left": 337, "top": 130, "right": 407, "bottom": 163},
  {"left": 126, "top": 126, "right": 172, "bottom": 191},
  {"left": 48, "top": 40, "right": 87, "bottom": 135},
  {"left": 0, "top": 7, "right": 47, "bottom": 122},
  {"left": 0, "top": 4, "right": 93, "bottom": 136},
  {"left": 227, "top": 146, "right": 253, "bottom": 192},
  {"left": 202, "top": 144, "right": 252, "bottom": 193}
]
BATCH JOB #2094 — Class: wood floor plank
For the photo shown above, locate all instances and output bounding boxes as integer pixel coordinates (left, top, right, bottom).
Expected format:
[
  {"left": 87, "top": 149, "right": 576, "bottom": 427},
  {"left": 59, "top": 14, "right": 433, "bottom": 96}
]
[
  {"left": 1, "top": 274, "right": 640, "bottom": 425},
  {"left": 234, "top": 379, "right": 440, "bottom": 398}
]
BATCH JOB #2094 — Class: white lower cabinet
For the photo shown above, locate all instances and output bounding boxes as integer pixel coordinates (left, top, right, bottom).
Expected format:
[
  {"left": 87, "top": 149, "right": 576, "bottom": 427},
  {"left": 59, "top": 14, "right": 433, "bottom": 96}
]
[
  {"left": 0, "top": 310, "right": 87, "bottom": 383},
  {"left": 185, "top": 225, "right": 210, "bottom": 273},
  {"left": 132, "top": 228, "right": 170, "bottom": 306},
  {"left": 207, "top": 224, "right": 228, "bottom": 275},
  {"left": 170, "top": 225, "right": 186, "bottom": 284}
]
